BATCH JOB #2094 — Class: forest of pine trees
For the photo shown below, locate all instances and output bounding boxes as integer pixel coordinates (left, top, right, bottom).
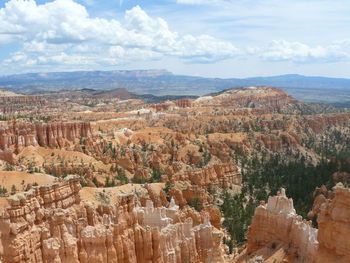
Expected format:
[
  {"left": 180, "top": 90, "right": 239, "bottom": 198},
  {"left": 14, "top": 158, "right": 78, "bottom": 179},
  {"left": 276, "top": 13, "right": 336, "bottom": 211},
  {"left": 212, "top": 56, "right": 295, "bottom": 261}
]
[{"left": 220, "top": 151, "right": 350, "bottom": 248}]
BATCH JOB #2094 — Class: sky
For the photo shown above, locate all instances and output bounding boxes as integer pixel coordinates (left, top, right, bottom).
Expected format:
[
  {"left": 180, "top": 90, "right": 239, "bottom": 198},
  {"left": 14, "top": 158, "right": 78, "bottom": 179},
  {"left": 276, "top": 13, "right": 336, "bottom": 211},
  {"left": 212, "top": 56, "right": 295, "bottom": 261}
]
[{"left": 0, "top": 0, "right": 349, "bottom": 78}]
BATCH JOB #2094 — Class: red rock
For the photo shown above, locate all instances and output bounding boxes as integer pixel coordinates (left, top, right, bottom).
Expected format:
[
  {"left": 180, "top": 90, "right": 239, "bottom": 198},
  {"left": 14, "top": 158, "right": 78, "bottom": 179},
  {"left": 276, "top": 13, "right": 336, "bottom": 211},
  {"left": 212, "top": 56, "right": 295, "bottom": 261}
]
[
  {"left": 245, "top": 186, "right": 350, "bottom": 263},
  {"left": 0, "top": 176, "right": 227, "bottom": 263},
  {"left": 0, "top": 121, "right": 92, "bottom": 156},
  {"left": 316, "top": 183, "right": 350, "bottom": 263}
]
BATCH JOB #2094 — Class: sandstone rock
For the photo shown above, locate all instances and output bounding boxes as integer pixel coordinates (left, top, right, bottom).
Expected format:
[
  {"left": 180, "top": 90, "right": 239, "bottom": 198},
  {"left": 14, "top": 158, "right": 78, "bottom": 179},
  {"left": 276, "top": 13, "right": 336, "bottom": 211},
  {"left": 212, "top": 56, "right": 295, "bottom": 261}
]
[
  {"left": 0, "top": 176, "right": 227, "bottom": 263},
  {"left": 246, "top": 186, "right": 350, "bottom": 263},
  {"left": 316, "top": 183, "right": 350, "bottom": 263},
  {"left": 193, "top": 87, "right": 296, "bottom": 112},
  {"left": 169, "top": 163, "right": 241, "bottom": 190},
  {"left": 0, "top": 121, "right": 92, "bottom": 157},
  {"left": 246, "top": 189, "right": 317, "bottom": 263}
]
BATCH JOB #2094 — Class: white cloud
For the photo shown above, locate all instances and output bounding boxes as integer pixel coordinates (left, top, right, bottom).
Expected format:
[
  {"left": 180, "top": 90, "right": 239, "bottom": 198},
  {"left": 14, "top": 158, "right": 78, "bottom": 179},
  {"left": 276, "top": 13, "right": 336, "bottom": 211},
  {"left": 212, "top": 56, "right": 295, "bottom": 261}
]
[
  {"left": 0, "top": 0, "right": 349, "bottom": 75},
  {"left": 173, "top": 34, "right": 239, "bottom": 62},
  {"left": 0, "top": 0, "right": 240, "bottom": 73},
  {"left": 256, "top": 40, "right": 349, "bottom": 63}
]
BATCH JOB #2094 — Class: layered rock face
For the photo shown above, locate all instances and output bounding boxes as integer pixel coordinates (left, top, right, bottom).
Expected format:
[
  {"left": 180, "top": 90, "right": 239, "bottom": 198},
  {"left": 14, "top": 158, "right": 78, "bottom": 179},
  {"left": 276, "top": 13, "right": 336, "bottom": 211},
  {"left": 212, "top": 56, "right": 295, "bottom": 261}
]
[
  {"left": 133, "top": 199, "right": 225, "bottom": 263},
  {"left": 0, "top": 121, "right": 92, "bottom": 154},
  {"left": 247, "top": 189, "right": 318, "bottom": 263},
  {"left": 0, "top": 177, "right": 226, "bottom": 263},
  {"left": 246, "top": 185, "right": 350, "bottom": 263},
  {"left": 175, "top": 99, "right": 192, "bottom": 108},
  {"left": 194, "top": 87, "right": 295, "bottom": 111},
  {"left": 0, "top": 175, "right": 82, "bottom": 262},
  {"left": 0, "top": 95, "right": 47, "bottom": 115},
  {"left": 316, "top": 184, "right": 350, "bottom": 263},
  {"left": 168, "top": 164, "right": 241, "bottom": 189},
  {"left": 0, "top": 96, "right": 43, "bottom": 104}
]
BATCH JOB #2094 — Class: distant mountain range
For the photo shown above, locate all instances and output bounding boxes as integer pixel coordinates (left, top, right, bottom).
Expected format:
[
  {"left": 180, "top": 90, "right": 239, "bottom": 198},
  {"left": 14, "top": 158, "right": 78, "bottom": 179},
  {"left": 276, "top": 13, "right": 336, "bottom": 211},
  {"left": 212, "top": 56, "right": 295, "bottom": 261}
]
[{"left": 1, "top": 70, "right": 350, "bottom": 106}]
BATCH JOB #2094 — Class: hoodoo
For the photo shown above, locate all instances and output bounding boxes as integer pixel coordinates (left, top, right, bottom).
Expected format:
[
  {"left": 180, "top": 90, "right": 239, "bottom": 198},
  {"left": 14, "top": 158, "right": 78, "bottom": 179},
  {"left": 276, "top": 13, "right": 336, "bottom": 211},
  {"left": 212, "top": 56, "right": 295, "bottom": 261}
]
[
  {"left": 240, "top": 185, "right": 350, "bottom": 263},
  {"left": 0, "top": 176, "right": 228, "bottom": 263}
]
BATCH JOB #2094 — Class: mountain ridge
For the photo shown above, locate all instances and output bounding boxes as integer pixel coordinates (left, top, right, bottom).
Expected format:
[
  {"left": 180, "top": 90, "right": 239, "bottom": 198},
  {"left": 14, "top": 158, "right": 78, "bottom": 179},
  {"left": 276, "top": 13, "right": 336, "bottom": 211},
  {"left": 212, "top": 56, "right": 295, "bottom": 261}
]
[{"left": 1, "top": 70, "right": 349, "bottom": 105}]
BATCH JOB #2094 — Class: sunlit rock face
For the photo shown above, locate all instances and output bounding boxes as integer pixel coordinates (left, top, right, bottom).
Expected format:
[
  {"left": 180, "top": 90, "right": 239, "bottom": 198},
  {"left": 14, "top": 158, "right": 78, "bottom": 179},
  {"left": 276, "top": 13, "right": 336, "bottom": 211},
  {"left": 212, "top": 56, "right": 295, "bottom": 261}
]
[
  {"left": 247, "top": 188, "right": 318, "bottom": 263},
  {"left": 246, "top": 185, "right": 350, "bottom": 263},
  {"left": 193, "top": 87, "right": 293, "bottom": 108},
  {"left": 316, "top": 183, "right": 350, "bottom": 263},
  {"left": 168, "top": 164, "right": 241, "bottom": 189},
  {"left": 0, "top": 95, "right": 47, "bottom": 115},
  {"left": 0, "top": 121, "right": 92, "bottom": 156},
  {"left": 0, "top": 177, "right": 227, "bottom": 263}
]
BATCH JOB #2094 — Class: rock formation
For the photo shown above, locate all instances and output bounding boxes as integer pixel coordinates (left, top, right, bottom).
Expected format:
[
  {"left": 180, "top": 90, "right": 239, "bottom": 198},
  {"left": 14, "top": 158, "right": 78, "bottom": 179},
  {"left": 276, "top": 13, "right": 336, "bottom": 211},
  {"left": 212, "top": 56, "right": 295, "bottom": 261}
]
[
  {"left": 0, "top": 176, "right": 227, "bottom": 263},
  {"left": 0, "top": 95, "right": 47, "bottom": 115},
  {"left": 316, "top": 183, "right": 350, "bottom": 263},
  {"left": 0, "top": 85, "right": 349, "bottom": 263},
  {"left": 168, "top": 164, "right": 241, "bottom": 189},
  {"left": 0, "top": 121, "right": 92, "bottom": 155},
  {"left": 193, "top": 87, "right": 296, "bottom": 111},
  {"left": 246, "top": 189, "right": 318, "bottom": 263},
  {"left": 245, "top": 185, "right": 350, "bottom": 263}
]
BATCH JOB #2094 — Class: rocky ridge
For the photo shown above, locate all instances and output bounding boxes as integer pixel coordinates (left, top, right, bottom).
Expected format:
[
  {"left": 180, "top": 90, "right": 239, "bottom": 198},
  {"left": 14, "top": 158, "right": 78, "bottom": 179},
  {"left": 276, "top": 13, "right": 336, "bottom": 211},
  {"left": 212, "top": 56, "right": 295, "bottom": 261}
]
[
  {"left": 0, "top": 121, "right": 92, "bottom": 158},
  {"left": 241, "top": 184, "right": 350, "bottom": 263},
  {"left": 0, "top": 176, "right": 227, "bottom": 263},
  {"left": 0, "top": 85, "right": 348, "bottom": 263},
  {"left": 167, "top": 164, "right": 241, "bottom": 189},
  {"left": 246, "top": 189, "right": 317, "bottom": 262},
  {"left": 0, "top": 95, "right": 47, "bottom": 115}
]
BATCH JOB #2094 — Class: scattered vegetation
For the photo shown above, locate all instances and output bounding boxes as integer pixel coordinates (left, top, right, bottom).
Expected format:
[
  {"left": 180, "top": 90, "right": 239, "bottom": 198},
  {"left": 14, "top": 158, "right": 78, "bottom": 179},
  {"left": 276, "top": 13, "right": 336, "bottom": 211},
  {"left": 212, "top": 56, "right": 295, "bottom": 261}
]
[
  {"left": 188, "top": 197, "right": 202, "bottom": 212},
  {"left": 164, "top": 181, "right": 174, "bottom": 202},
  {"left": 198, "top": 151, "right": 212, "bottom": 168},
  {"left": 4, "top": 162, "right": 14, "bottom": 171},
  {"left": 115, "top": 167, "right": 129, "bottom": 185},
  {"left": 0, "top": 186, "right": 8, "bottom": 197},
  {"left": 149, "top": 168, "right": 163, "bottom": 183},
  {"left": 11, "top": 185, "right": 17, "bottom": 195},
  {"left": 221, "top": 151, "right": 350, "bottom": 247}
]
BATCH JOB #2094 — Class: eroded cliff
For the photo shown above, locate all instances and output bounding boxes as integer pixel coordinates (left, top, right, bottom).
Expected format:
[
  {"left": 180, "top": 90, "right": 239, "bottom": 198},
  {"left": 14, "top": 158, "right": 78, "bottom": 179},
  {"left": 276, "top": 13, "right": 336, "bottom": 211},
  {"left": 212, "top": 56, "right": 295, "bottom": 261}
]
[
  {"left": 0, "top": 176, "right": 227, "bottom": 263},
  {"left": 241, "top": 184, "right": 350, "bottom": 263},
  {"left": 0, "top": 121, "right": 92, "bottom": 156}
]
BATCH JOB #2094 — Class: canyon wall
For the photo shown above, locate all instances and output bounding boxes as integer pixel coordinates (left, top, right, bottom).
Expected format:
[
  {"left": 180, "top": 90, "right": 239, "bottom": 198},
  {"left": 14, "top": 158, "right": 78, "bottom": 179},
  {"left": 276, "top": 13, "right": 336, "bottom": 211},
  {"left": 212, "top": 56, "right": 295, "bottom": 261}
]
[
  {"left": 194, "top": 87, "right": 296, "bottom": 111},
  {"left": 0, "top": 122, "right": 92, "bottom": 154},
  {"left": 168, "top": 164, "right": 241, "bottom": 189},
  {"left": 0, "top": 176, "right": 227, "bottom": 263},
  {"left": 246, "top": 189, "right": 318, "bottom": 263},
  {"left": 246, "top": 185, "right": 350, "bottom": 263},
  {"left": 316, "top": 184, "right": 350, "bottom": 263},
  {"left": 0, "top": 96, "right": 47, "bottom": 115}
]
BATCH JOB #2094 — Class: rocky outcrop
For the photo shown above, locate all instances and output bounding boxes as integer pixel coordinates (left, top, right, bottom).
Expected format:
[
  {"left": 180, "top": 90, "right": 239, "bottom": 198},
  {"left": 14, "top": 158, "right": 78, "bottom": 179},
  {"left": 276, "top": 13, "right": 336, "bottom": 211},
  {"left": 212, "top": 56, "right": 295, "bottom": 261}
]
[
  {"left": 175, "top": 99, "right": 192, "bottom": 108},
  {"left": 168, "top": 164, "right": 241, "bottom": 189},
  {"left": 305, "top": 114, "right": 350, "bottom": 133},
  {"left": 0, "top": 121, "right": 92, "bottom": 155},
  {"left": 194, "top": 87, "right": 295, "bottom": 111},
  {"left": 0, "top": 96, "right": 47, "bottom": 115},
  {"left": 0, "top": 177, "right": 227, "bottom": 263},
  {"left": 0, "top": 175, "right": 82, "bottom": 262},
  {"left": 151, "top": 102, "right": 174, "bottom": 112},
  {"left": 316, "top": 183, "right": 350, "bottom": 263},
  {"left": 307, "top": 185, "right": 333, "bottom": 220},
  {"left": 246, "top": 185, "right": 350, "bottom": 263},
  {"left": 258, "top": 133, "right": 300, "bottom": 152},
  {"left": 246, "top": 189, "right": 318, "bottom": 263}
]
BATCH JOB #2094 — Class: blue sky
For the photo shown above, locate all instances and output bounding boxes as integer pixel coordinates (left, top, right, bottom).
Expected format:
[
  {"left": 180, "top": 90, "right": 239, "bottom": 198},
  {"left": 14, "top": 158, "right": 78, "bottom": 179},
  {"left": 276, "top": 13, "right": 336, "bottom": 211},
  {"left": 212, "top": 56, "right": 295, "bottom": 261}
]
[{"left": 0, "top": 0, "right": 349, "bottom": 78}]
